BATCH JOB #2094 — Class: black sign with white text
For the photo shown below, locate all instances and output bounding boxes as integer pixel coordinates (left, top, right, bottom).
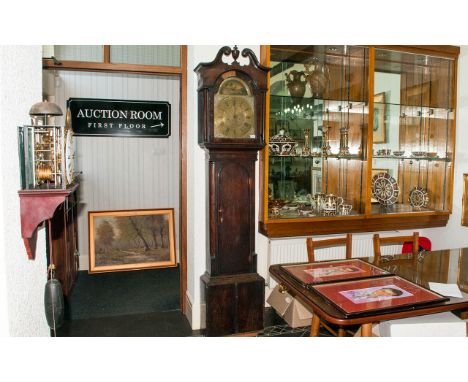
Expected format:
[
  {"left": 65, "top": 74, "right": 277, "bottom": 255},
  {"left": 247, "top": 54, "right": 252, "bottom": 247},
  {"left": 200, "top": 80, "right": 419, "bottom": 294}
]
[{"left": 67, "top": 98, "right": 171, "bottom": 137}]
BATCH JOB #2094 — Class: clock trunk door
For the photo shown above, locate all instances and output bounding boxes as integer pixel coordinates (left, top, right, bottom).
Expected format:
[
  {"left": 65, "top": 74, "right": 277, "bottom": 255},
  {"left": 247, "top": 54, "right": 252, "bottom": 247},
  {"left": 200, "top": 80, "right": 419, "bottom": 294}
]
[{"left": 211, "top": 158, "right": 254, "bottom": 275}]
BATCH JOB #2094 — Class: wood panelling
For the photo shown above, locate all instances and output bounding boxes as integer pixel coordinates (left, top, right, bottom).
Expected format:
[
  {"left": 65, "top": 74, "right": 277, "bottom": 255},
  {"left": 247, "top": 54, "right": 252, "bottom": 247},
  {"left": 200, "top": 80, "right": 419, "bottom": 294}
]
[
  {"left": 324, "top": 110, "right": 366, "bottom": 212},
  {"left": 43, "top": 70, "right": 181, "bottom": 269}
]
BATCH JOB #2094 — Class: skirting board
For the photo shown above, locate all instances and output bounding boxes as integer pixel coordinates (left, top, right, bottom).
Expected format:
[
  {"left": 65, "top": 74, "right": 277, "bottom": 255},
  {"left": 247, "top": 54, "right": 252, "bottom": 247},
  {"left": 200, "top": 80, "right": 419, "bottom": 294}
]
[
  {"left": 78, "top": 254, "right": 89, "bottom": 271},
  {"left": 185, "top": 292, "right": 205, "bottom": 330}
]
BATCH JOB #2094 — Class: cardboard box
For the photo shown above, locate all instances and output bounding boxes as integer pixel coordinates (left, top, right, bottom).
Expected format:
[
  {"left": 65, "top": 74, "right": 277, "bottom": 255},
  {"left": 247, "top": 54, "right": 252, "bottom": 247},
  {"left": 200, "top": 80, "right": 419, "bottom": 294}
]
[
  {"left": 267, "top": 285, "right": 313, "bottom": 328},
  {"left": 377, "top": 312, "right": 467, "bottom": 337}
]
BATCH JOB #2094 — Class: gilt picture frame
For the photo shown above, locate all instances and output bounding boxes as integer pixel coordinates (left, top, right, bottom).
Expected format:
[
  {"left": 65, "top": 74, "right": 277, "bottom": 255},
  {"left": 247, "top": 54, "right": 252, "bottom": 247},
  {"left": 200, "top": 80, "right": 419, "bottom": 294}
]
[
  {"left": 311, "top": 167, "right": 323, "bottom": 195},
  {"left": 373, "top": 92, "right": 387, "bottom": 143},
  {"left": 462, "top": 174, "right": 468, "bottom": 226},
  {"left": 88, "top": 208, "right": 176, "bottom": 273}
]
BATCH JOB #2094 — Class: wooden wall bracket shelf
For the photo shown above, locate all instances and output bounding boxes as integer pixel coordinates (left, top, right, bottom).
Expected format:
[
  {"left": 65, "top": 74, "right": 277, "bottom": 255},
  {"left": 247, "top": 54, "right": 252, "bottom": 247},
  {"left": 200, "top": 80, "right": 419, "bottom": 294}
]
[{"left": 18, "top": 184, "right": 78, "bottom": 260}]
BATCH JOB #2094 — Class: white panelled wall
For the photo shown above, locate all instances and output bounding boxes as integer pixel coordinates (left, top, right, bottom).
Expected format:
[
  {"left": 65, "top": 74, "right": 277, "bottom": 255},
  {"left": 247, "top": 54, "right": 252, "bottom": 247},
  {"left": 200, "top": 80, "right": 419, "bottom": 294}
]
[
  {"left": 1, "top": 45, "right": 468, "bottom": 335},
  {"left": 43, "top": 71, "right": 181, "bottom": 270}
]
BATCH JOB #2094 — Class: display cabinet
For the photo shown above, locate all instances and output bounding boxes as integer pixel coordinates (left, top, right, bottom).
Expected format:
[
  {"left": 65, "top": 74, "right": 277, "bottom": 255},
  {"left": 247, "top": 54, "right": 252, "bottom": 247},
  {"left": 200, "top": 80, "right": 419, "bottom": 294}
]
[{"left": 259, "top": 45, "right": 459, "bottom": 237}]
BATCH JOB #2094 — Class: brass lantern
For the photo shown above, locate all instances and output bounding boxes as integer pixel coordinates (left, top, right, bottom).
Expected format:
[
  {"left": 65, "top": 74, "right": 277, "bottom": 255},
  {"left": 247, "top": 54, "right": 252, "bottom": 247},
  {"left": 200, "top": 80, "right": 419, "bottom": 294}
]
[{"left": 18, "top": 101, "right": 76, "bottom": 189}]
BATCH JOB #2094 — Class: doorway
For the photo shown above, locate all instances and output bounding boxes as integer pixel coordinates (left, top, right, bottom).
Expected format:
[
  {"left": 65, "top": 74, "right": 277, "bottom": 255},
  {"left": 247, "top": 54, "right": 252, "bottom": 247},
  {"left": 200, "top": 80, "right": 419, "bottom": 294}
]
[{"left": 42, "top": 46, "right": 188, "bottom": 335}]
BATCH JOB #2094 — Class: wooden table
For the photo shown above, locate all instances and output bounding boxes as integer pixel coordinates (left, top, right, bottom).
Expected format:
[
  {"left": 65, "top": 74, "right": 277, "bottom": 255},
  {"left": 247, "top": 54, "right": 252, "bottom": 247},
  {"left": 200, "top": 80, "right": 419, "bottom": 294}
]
[{"left": 269, "top": 247, "right": 468, "bottom": 336}]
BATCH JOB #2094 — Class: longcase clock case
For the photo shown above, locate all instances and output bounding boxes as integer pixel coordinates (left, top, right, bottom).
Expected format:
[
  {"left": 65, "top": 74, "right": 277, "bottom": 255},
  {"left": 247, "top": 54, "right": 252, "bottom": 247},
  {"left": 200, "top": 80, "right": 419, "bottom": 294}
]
[{"left": 195, "top": 46, "right": 269, "bottom": 336}]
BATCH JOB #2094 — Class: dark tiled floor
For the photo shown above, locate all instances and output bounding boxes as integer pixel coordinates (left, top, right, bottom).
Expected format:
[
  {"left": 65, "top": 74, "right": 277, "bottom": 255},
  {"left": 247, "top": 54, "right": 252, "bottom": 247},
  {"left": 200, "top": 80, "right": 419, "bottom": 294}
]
[
  {"left": 56, "top": 307, "right": 336, "bottom": 337},
  {"left": 67, "top": 268, "right": 180, "bottom": 320},
  {"left": 56, "top": 267, "right": 338, "bottom": 337},
  {"left": 259, "top": 307, "right": 334, "bottom": 337},
  {"left": 56, "top": 309, "right": 193, "bottom": 337}
]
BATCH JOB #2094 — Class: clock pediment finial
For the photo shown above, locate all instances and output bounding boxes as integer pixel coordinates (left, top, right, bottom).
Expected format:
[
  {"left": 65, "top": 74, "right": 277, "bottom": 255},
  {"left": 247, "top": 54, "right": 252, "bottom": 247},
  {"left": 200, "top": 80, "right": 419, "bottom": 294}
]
[{"left": 195, "top": 45, "right": 269, "bottom": 75}]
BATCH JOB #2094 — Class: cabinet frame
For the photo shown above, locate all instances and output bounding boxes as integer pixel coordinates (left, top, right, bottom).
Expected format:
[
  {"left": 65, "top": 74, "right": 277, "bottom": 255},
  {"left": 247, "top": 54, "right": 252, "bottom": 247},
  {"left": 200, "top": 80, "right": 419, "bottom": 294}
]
[{"left": 259, "top": 45, "right": 459, "bottom": 238}]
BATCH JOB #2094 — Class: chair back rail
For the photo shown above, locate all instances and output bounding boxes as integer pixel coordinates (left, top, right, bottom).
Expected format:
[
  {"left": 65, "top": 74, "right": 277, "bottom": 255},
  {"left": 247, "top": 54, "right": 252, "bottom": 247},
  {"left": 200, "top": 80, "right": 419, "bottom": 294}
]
[
  {"left": 373, "top": 232, "right": 419, "bottom": 267},
  {"left": 306, "top": 234, "right": 352, "bottom": 262}
]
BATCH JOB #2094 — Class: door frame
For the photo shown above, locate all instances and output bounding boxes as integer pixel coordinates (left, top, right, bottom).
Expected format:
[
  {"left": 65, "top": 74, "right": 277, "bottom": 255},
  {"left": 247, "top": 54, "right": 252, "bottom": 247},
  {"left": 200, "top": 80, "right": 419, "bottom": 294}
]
[{"left": 43, "top": 45, "right": 189, "bottom": 314}]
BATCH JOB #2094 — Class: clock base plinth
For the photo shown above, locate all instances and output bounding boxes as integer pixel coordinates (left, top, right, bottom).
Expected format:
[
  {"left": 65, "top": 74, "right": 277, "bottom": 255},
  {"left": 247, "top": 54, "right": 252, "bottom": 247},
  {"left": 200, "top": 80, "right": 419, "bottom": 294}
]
[{"left": 201, "top": 272, "right": 265, "bottom": 337}]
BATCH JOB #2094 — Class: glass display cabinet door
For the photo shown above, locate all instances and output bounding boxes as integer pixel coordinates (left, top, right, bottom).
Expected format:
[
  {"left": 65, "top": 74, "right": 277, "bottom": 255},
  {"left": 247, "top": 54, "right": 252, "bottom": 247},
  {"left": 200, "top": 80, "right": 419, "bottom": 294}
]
[
  {"left": 267, "top": 45, "right": 368, "bottom": 220},
  {"left": 371, "top": 49, "right": 455, "bottom": 214}
]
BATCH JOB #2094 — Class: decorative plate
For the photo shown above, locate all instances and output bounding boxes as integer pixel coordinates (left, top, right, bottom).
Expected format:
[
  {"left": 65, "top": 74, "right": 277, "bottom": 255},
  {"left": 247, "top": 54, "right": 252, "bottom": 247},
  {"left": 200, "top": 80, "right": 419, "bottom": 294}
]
[
  {"left": 268, "top": 129, "right": 297, "bottom": 156},
  {"left": 371, "top": 172, "right": 400, "bottom": 206},
  {"left": 409, "top": 186, "right": 429, "bottom": 208}
]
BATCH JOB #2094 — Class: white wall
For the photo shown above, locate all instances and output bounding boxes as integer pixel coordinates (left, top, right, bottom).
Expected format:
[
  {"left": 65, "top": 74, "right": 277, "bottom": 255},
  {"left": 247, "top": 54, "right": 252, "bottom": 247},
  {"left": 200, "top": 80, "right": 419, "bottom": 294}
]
[
  {"left": 0, "top": 46, "right": 50, "bottom": 336},
  {"left": 421, "top": 46, "right": 468, "bottom": 249}
]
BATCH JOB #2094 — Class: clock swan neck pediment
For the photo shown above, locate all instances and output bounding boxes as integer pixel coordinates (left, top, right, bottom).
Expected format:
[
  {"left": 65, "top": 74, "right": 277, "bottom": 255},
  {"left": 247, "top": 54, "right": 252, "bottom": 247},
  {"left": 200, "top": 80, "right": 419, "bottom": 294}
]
[{"left": 194, "top": 45, "right": 270, "bottom": 91}]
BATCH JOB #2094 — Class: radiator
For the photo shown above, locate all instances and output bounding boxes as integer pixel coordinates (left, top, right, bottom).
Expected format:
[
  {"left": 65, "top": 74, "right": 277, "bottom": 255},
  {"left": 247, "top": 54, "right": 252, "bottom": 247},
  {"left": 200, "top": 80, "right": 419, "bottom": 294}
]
[{"left": 266, "top": 234, "right": 401, "bottom": 287}]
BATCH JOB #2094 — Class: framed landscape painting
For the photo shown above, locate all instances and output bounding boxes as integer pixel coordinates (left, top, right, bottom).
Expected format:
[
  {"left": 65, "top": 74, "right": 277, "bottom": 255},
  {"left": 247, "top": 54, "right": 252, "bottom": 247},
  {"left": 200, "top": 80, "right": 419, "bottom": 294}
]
[{"left": 88, "top": 208, "right": 176, "bottom": 273}]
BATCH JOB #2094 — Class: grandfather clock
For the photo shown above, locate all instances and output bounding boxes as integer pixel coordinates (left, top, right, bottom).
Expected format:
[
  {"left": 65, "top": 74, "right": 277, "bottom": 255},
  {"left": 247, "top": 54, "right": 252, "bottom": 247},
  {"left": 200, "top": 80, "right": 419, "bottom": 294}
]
[{"left": 195, "top": 46, "right": 269, "bottom": 336}]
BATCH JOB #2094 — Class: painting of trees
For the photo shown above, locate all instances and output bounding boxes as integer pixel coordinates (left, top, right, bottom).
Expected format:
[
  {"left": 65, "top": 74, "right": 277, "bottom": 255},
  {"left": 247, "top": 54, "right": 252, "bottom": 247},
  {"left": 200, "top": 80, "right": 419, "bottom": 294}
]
[
  {"left": 90, "top": 209, "right": 176, "bottom": 273},
  {"left": 95, "top": 219, "right": 115, "bottom": 253}
]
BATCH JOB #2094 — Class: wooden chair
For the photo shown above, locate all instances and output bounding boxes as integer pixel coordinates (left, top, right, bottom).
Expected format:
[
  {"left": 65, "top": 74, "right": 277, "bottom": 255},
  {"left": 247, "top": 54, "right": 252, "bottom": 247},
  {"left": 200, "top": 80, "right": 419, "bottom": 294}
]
[
  {"left": 373, "top": 232, "right": 419, "bottom": 269},
  {"left": 306, "top": 233, "right": 353, "bottom": 262},
  {"left": 306, "top": 234, "right": 353, "bottom": 337}
]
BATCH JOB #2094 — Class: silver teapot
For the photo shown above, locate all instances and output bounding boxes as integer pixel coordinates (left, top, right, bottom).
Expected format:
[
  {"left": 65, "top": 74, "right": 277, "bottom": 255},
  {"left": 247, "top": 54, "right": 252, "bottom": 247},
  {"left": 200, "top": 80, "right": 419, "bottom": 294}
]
[
  {"left": 322, "top": 194, "right": 344, "bottom": 212},
  {"left": 311, "top": 193, "right": 327, "bottom": 212}
]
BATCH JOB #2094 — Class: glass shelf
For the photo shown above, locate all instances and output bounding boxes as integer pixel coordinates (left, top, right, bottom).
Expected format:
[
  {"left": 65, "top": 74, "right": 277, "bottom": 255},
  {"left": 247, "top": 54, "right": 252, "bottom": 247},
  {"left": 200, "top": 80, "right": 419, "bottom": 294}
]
[
  {"left": 373, "top": 102, "right": 453, "bottom": 119},
  {"left": 271, "top": 94, "right": 367, "bottom": 107},
  {"left": 270, "top": 154, "right": 364, "bottom": 161},
  {"left": 269, "top": 209, "right": 363, "bottom": 220},
  {"left": 370, "top": 203, "right": 448, "bottom": 215},
  {"left": 372, "top": 155, "right": 451, "bottom": 162}
]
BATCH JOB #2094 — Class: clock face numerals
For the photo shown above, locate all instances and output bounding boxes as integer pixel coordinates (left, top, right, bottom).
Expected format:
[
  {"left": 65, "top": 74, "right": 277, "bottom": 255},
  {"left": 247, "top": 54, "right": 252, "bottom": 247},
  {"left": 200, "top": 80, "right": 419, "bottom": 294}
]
[
  {"left": 214, "top": 95, "right": 255, "bottom": 139},
  {"left": 64, "top": 127, "right": 75, "bottom": 185}
]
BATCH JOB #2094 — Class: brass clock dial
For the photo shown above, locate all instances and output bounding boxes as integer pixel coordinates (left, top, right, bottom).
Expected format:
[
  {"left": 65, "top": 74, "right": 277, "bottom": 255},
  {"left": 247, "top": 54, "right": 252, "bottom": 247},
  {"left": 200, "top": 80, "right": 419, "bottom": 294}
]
[{"left": 214, "top": 95, "right": 255, "bottom": 139}]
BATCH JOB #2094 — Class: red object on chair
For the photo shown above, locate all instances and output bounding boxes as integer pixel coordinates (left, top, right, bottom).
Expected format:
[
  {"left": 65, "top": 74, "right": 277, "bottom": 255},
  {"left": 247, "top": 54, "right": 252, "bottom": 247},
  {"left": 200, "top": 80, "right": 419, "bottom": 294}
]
[{"left": 402, "top": 236, "right": 432, "bottom": 254}]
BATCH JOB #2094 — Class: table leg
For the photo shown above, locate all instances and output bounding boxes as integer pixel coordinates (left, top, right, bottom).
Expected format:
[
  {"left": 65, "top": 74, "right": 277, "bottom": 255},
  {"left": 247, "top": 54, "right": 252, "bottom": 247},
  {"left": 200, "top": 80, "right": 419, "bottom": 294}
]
[
  {"left": 360, "top": 323, "right": 373, "bottom": 337},
  {"left": 309, "top": 314, "right": 321, "bottom": 337}
]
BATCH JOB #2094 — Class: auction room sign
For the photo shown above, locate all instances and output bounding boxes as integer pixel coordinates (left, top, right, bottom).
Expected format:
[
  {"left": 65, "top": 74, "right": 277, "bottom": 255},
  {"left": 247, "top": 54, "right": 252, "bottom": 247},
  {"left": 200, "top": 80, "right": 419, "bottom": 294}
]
[{"left": 67, "top": 98, "right": 171, "bottom": 137}]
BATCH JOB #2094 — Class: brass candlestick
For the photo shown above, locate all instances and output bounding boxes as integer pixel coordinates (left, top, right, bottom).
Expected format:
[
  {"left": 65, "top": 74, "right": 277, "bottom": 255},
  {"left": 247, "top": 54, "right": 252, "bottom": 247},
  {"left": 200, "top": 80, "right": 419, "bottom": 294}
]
[
  {"left": 302, "top": 128, "right": 311, "bottom": 156},
  {"left": 339, "top": 126, "right": 350, "bottom": 156},
  {"left": 321, "top": 127, "right": 331, "bottom": 156}
]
